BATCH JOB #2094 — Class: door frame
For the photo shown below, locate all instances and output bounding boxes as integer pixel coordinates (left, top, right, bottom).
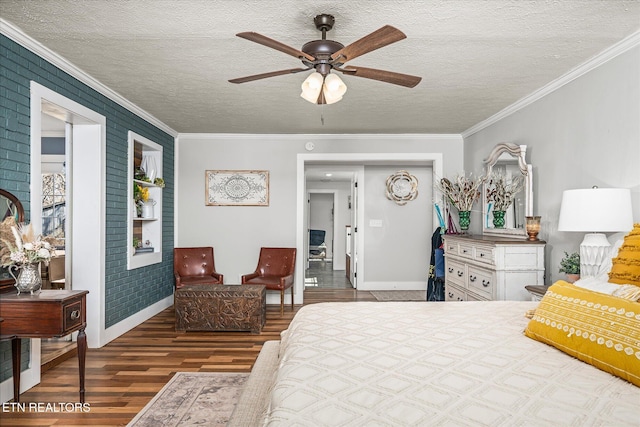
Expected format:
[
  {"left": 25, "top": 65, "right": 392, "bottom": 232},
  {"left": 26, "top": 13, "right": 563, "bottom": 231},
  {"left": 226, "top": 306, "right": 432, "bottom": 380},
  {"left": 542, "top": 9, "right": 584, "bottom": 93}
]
[
  {"left": 7, "top": 82, "right": 107, "bottom": 397},
  {"left": 296, "top": 153, "right": 443, "bottom": 304}
]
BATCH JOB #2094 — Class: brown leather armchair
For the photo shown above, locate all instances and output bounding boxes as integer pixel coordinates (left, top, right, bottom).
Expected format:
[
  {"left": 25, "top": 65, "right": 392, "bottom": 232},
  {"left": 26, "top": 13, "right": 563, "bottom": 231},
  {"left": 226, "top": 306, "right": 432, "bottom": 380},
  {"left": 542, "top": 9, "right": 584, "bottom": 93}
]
[
  {"left": 173, "top": 247, "right": 223, "bottom": 289},
  {"left": 242, "top": 247, "right": 296, "bottom": 315}
]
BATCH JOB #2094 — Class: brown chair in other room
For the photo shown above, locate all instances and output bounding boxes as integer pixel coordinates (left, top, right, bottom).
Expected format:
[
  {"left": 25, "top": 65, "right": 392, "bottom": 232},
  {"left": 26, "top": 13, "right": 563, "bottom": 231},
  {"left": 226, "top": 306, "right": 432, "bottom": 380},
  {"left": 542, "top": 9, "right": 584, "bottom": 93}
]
[
  {"left": 173, "top": 247, "right": 223, "bottom": 289},
  {"left": 242, "top": 247, "right": 296, "bottom": 315}
]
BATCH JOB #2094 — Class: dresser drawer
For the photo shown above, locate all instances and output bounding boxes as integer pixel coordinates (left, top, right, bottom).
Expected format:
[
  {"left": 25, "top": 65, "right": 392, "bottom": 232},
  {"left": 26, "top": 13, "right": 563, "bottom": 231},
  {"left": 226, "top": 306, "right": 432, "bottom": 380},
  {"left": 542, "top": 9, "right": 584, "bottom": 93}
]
[
  {"left": 474, "top": 246, "right": 495, "bottom": 265},
  {"left": 458, "top": 243, "right": 474, "bottom": 260},
  {"left": 444, "top": 241, "right": 458, "bottom": 255},
  {"left": 468, "top": 266, "right": 495, "bottom": 299},
  {"left": 445, "top": 284, "right": 466, "bottom": 301},
  {"left": 445, "top": 259, "right": 466, "bottom": 287}
]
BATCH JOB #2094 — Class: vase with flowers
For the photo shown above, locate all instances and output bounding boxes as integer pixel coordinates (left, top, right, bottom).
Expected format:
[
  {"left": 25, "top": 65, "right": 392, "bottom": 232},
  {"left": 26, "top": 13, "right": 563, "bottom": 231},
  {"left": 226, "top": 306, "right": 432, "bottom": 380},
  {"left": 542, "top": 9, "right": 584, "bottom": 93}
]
[
  {"left": 0, "top": 217, "right": 57, "bottom": 294},
  {"left": 437, "top": 173, "right": 483, "bottom": 231},
  {"left": 485, "top": 172, "right": 525, "bottom": 228},
  {"left": 133, "top": 183, "right": 150, "bottom": 217}
]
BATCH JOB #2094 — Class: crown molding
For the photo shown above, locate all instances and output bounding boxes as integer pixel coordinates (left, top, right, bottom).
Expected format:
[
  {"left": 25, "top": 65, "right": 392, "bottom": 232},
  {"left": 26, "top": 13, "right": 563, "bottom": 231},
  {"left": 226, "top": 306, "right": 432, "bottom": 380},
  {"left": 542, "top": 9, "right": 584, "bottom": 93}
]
[
  {"left": 462, "top": 30, "right": 640, "bottom": 139},
  {"left": 177, "top": 133, "right": 463, "bottom": 141},
  {"left": 1, "top": 18, "right": 178, "bottom": 138}
]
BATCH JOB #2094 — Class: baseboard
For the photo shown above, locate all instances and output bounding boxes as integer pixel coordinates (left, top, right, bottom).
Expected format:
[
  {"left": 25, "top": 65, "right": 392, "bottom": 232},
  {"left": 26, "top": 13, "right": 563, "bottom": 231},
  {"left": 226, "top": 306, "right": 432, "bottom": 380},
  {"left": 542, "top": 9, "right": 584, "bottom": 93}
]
[
  {"left": 358, "top": 281, "right": 426, "bottom": 291},
  {"left": 102, "top": 295, "right": 173, "bottom": 346}
]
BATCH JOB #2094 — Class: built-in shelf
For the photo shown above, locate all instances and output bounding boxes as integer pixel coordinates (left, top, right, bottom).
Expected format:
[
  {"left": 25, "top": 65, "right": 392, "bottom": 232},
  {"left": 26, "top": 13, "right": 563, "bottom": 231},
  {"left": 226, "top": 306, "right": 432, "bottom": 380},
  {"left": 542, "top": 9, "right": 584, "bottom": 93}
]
[{"left": 127, "top": 131, "right": 163, "bottom": 270}]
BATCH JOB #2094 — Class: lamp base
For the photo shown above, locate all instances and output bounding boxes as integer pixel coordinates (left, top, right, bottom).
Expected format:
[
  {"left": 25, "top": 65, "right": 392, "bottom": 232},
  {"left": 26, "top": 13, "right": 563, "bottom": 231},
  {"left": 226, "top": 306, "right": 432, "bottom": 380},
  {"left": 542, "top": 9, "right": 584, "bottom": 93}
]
[{"left": 579, "top": 233, "right": 611, "bottom": 278}]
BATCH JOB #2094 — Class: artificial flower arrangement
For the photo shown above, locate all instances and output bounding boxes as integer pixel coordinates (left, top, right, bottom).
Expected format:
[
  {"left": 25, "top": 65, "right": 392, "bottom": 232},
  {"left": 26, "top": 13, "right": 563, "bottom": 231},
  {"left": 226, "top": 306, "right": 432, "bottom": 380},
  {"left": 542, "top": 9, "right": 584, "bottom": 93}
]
[
  {"left": 437, "top": 173, "right": 484, "bottom": 211},
  {"left": 134, "top": 183, "right": 149, "bottom": 203},
  {"left": 0, "top": 216, "right": 56, "bottom": 268},
  {"left": 485, "top": 172, "right": 525, "bottom": 211}
]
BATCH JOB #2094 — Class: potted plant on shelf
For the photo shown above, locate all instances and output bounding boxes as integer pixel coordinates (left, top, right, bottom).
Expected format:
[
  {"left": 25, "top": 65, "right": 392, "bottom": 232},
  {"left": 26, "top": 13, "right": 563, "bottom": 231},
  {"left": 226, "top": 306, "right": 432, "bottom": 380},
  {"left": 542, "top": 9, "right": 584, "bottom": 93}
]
[{"left": 559, "top": 251, "right": 580, "bottom": 283}]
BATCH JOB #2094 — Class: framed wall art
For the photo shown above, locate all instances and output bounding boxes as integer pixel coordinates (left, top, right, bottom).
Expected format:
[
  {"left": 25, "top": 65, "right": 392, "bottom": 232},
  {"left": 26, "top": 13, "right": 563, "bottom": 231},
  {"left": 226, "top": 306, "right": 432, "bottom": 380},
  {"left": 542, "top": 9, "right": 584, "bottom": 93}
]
[{"left": 205, "top": 170, "right": 269, "bottom": 206}]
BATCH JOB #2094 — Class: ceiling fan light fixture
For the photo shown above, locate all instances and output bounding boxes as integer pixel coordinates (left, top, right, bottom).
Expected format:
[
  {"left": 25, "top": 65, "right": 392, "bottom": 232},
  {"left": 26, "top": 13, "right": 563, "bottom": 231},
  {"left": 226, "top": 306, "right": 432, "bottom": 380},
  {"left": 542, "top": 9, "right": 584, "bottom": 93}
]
[
  {"left": 301, "top": 72, "right": 324, "bottom": 103},
  {"left": 323, "top": 73, "right": 347, "bottom": 96}
]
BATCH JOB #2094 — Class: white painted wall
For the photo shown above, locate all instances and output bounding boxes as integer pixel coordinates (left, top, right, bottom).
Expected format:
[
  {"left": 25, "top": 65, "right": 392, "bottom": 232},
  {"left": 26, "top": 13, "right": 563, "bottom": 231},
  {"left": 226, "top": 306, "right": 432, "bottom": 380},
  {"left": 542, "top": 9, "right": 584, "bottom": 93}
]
[
  {"left": 363, "top": 165, "right": 432, "bottom": 290},
  {"left": 176, "top": 134, "right": 463, "bottom": 303},
  {"left": 463, "top": 44, "right": 640, "bottom": 284}
]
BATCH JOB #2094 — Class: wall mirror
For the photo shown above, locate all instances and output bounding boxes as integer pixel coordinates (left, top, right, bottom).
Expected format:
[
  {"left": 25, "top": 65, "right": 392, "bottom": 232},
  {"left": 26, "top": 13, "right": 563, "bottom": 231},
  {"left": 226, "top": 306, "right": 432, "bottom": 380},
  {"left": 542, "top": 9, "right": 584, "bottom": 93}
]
[
  {"left": 0, "top": 189, "right": 25, "bottom": 292},
  {"left": 482, "top": 143, "right": 533, "bottom": 237}
]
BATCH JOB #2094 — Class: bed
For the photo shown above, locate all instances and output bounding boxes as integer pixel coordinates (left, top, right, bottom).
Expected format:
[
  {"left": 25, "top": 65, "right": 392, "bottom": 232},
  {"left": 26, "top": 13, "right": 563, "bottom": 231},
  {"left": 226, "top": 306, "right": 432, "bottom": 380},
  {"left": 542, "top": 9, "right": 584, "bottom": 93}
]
[{"left": 230, "top": 295, "right": 640, "bottom": 426}]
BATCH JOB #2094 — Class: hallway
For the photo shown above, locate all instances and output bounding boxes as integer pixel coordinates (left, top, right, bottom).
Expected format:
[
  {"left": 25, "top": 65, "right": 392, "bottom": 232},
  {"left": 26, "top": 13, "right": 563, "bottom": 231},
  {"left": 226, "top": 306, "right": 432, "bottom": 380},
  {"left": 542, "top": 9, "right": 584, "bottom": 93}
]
[{"left": 304, "top": 260, "right": 353, "bottom": 289}]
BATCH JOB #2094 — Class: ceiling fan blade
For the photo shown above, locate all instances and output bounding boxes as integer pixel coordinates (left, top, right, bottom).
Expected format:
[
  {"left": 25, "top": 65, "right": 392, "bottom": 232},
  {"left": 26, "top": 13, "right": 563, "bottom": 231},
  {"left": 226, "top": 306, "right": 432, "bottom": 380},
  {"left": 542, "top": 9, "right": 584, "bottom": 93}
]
[
  {"left": 330, "top": 25, "right": 406, "bottom": 63},
  {"left": 337, "top": 66, "right": 422, "bottom": 88},
  {"left": 236, "top": 32, "right": 316, "bottom": 62},
  {"left": 229, "top": 68, "right": 310, "bottom": 84}
]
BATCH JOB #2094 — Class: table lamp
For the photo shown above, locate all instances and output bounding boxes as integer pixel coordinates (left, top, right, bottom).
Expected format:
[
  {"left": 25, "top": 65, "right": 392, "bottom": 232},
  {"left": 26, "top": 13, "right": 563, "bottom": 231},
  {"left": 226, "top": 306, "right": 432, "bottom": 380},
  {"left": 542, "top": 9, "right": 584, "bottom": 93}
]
[{"left": 558, "top": 187, "right": 633, "bottom": 277}]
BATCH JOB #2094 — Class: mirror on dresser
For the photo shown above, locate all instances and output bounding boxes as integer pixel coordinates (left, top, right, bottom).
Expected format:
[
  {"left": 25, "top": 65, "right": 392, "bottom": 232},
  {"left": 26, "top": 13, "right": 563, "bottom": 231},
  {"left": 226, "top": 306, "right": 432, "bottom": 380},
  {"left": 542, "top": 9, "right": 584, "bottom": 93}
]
[{"left": 482, "top": 143, "right": 533, "bottom": 237}]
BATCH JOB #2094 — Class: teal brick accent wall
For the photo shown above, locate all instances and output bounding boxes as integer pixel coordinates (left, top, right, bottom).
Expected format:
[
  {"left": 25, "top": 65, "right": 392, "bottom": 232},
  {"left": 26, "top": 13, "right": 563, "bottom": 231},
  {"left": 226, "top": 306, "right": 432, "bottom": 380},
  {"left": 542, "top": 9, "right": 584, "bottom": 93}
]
[{"left": 0, "top": 34, "right": 175, "bottom": 382}]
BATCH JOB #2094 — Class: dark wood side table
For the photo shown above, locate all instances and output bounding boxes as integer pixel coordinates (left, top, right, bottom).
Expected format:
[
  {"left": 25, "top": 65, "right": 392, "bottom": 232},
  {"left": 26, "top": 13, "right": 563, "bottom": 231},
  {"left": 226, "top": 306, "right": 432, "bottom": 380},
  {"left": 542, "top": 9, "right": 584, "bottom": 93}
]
[
  {"left": 0, "top": 290, "right": 88, "bottom": 403},
  {"left": 524, "top": 285, "right": 549, "bottom": 301}
]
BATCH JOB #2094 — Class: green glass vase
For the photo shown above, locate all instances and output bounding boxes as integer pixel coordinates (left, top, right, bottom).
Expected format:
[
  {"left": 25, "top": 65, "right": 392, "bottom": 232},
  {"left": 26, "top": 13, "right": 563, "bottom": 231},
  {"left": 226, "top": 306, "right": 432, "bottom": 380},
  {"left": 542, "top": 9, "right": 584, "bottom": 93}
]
[
  {"left": 492, "top": 210, "right": 506, "bottom": 228},
  {"left": 458, "top": 210, "right": 471, "bottom": 231}
]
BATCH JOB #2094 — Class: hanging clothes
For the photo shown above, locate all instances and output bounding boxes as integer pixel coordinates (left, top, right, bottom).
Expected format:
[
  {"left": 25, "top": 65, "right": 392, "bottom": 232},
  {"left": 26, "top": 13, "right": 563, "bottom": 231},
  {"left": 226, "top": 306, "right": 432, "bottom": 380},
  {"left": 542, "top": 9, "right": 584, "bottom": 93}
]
[{"left": 427, "top": 227, "right": 445, "bottom": 301}]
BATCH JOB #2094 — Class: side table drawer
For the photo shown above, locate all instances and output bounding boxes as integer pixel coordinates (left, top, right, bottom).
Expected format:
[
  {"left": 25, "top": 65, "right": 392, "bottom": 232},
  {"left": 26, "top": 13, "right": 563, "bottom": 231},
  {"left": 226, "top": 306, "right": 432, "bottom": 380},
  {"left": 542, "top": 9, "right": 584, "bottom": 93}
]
[{"left": 63, "top": 300, "right": 84, "bottom": 333}]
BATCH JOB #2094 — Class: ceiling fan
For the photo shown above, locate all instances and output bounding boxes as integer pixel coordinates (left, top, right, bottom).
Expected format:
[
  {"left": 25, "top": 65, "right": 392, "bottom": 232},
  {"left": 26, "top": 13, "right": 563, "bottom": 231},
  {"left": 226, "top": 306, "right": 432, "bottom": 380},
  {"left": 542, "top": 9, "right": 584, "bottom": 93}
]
[{"left": 229, "top": 14, "right": 422, "bottom": 104}]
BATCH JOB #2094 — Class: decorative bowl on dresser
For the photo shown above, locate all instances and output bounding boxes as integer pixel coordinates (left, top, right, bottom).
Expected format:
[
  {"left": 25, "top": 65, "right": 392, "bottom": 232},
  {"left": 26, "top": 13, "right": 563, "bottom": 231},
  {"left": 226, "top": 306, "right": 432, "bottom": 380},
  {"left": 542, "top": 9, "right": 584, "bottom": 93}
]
[{"left": 443, "top": 234, "right": 545, "bottom": 301}]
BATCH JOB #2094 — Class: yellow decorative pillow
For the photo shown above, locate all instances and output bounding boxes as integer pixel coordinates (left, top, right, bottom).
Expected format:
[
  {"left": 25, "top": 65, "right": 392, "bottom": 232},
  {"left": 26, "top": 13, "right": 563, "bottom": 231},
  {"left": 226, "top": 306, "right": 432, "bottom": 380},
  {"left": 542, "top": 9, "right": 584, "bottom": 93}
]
[
  {"left": 525, "top": 281, "right": 640, "bottom": 386},
  {"left": 609, "top": 223, "right": 640, "bottom": 287}
]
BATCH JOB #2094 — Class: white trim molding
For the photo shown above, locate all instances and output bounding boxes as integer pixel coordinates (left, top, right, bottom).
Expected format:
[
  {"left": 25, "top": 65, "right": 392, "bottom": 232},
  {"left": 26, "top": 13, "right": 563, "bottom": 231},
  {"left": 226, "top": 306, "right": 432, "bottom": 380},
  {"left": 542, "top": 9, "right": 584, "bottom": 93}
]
[
  {"left": 462, "top": 30, "right": 640, "bottom": 138},
  {"left": 1, "top": 18, "right": 177, "bottom": 138}
]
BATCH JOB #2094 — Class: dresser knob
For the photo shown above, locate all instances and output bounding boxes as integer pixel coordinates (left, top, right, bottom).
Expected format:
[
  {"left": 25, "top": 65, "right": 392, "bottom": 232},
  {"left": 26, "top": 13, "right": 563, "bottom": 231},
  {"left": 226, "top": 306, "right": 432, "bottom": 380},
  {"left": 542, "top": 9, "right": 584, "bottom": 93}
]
[
  {"left": 479, "top": 253, "right": 485, "bottom": 257},
  {"left": 482, "top": 280, "right": 490, "bottom": 287},
  {"left": 70, "top": 310, "right": 80, "bottom": 320},
  {"left": 448, "top": 267, "right": 454, "bottom": 273},
  {"left": 457, "top": 271, "right": 463, "bottom": 277},
  {"left": 469, "top": 275, "right": 477, "bottom": 282}
]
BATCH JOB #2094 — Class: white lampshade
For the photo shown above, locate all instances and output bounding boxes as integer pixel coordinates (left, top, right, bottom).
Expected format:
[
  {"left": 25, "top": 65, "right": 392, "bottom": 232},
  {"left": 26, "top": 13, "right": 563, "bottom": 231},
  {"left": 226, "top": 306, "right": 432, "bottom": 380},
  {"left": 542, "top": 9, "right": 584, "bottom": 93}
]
[
  {"left": 300, "top": 72, "right": 323, "bottom": 103},
  {"left": 558, "top": 188, "right": 633, "bottom": 232},
  {"left": 558, "top": 188, "right": 633, "bottom": 277}
]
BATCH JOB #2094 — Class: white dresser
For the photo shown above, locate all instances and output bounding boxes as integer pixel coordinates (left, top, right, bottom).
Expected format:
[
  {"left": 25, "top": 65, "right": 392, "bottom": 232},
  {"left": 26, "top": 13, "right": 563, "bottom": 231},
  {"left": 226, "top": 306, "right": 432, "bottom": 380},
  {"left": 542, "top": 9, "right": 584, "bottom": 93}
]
[{"left": 443, "top": 234, "right": 545, "bottom": 301}]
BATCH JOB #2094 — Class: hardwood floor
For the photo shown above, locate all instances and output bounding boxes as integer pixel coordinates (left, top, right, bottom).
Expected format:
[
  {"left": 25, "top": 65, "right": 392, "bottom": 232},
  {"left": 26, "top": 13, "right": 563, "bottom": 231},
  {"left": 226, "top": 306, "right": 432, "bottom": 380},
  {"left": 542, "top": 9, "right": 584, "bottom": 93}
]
[{"left": 2, "top": 288, "right": 376, "bottom": 426}]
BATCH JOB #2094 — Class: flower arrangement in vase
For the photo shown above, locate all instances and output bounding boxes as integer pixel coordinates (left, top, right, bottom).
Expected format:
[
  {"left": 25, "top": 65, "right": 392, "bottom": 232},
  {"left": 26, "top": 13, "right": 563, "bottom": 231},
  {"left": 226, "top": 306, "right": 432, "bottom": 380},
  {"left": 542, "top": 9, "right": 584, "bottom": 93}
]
[
  {"left": 437, "top": 173, "right": 483, "bottom": 231},
  {"left": 0, "top": 217, "right": 58, "bottom": 294},
  {"left": 485, "top": 172, "right": 525, "bottom": 228},
  {"left": 133, "top": 183, "right": 149, "bottom": 217}
]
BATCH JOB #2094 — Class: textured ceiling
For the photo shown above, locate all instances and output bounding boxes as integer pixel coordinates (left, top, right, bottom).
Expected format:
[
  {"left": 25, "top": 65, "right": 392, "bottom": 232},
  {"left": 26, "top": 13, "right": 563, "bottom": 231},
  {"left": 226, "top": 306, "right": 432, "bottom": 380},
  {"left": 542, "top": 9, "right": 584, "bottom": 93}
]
[{"left": 1, "top": 0, "right": 639, "bottom": 134}]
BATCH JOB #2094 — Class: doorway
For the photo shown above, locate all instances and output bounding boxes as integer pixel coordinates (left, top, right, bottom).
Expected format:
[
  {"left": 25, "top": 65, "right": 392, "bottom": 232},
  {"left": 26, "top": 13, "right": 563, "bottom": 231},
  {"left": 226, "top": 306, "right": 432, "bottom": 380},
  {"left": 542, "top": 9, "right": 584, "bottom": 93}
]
[
  {"left": 296, "top": 153, "right": 443, "bottom": 305},
  {"left": 305, "top": 191, "right": 353, "bottom": 289},
  {"left": 18, "top": 81, "right": 106, "bottom": 395},
  {"left": 40, "top": 113, "right": 73, "bottom": 368}
]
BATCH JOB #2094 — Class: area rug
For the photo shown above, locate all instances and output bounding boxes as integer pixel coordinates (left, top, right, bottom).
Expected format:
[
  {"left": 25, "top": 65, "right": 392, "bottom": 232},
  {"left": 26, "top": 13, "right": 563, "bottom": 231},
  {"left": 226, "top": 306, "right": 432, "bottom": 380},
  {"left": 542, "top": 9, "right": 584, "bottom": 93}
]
[
  {"left": 370, "top": 290, "right": 426, "bottom": 301},
  {"left": 127, "top": 372, "right": 248, "bottom": 427}
]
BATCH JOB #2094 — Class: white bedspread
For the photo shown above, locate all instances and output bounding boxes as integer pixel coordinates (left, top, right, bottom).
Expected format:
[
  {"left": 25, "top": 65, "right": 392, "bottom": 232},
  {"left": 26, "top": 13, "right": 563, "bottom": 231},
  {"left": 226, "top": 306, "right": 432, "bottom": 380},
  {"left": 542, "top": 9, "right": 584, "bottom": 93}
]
[{"left": 266, "top": 301, "right": 640, "bottom": 426}]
